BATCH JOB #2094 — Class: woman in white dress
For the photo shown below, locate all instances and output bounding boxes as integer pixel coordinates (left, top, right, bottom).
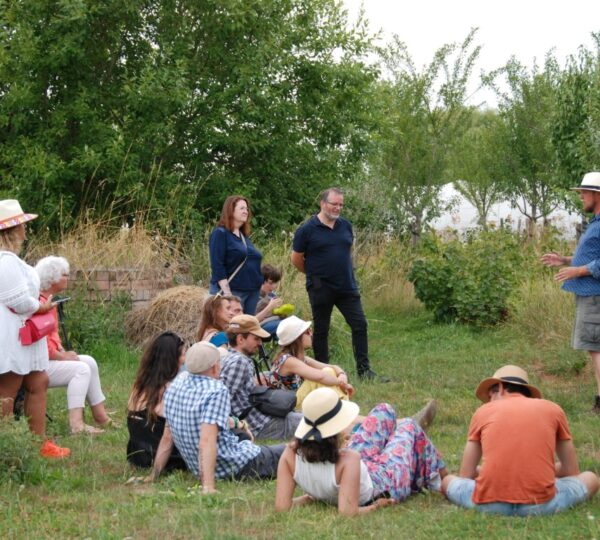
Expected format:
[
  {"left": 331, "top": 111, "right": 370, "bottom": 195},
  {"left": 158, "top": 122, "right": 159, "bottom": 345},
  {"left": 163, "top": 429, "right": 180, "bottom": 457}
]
[
  {"left": 35, "top": 256, "right": 111, "bottom": 434},
  {"left": 0, "top": 200, "right": 70, "bottom": 458}
]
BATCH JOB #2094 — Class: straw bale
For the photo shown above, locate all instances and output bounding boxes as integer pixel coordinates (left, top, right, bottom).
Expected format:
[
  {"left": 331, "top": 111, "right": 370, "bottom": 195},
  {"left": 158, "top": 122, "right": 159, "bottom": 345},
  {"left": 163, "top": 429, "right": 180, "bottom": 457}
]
[{"left": 125, "top": 285, "right": 208, "bottom": 346}]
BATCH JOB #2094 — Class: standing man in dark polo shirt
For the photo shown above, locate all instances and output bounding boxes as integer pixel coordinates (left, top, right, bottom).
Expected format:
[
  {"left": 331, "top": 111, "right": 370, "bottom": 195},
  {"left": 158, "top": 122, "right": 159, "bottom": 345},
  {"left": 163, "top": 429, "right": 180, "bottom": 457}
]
[
  {"left": 291, "top": 188, "right": 385, "bottom": 381},
  {"left": 541, "top": 172, "right": 600, "bottom": 413}
]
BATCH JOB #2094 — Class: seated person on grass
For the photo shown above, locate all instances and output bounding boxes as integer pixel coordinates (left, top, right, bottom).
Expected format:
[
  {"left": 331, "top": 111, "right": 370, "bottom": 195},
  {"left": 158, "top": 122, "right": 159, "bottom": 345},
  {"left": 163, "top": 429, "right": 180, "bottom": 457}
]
[
  {"left": 149, "top": 342, "right": 282, "bottom": 490},
  {"left": 255, "top": 264, "right": 293, "bottom": 338},
  {"left": 197, "top": 295, "right": 233, "bottom": 350},
  {"left": 442, "top": 365, "right": 600, "bottom": 516},
  {"left": 220, "top": 315, "right": 302, "bottom": 441},
  {"left": 267, "top": 315, "right": 353, "bottom": 409}
]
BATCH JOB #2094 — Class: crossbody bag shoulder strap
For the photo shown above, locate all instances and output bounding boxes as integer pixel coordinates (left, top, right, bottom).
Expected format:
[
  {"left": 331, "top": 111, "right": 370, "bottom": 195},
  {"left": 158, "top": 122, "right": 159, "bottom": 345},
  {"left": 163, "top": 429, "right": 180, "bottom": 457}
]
[{"left": 225, "top": 233, "right": 248, "bottom": 286}]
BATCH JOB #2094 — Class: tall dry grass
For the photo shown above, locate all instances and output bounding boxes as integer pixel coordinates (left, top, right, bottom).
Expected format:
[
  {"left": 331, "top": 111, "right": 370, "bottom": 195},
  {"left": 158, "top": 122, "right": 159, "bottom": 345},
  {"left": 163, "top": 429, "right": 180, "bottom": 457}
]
[
  {"left": 507, "top": 274, "right": 574, "bottom": 346},
  {"left": 25, "top": 216, "right": 186, "bottom": 280}
]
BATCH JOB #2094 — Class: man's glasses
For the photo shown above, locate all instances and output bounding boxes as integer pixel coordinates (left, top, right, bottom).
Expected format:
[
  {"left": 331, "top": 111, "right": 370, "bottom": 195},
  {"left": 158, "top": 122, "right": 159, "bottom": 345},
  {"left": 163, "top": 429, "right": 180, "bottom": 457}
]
[{"left": 325, "top": 201, "right": 344, "bottom": 209}]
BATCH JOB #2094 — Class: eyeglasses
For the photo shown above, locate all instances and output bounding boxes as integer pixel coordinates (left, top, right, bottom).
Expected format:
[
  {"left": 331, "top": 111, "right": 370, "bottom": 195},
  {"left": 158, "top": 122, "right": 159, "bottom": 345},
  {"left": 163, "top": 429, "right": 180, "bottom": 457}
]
[{"left": 325, "top": 201, "right": 344, "bottom": 209}]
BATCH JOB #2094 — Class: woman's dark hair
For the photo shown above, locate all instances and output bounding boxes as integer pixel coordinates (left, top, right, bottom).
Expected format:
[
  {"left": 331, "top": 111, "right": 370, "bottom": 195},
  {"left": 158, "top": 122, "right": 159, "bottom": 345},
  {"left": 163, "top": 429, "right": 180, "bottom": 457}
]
[
  {"left": 217, "top": 195, "right": 252, "bottom": 236},
  {"left": 197, "top": 295, "right": 230, "bottom": 341},
  {"left": 292, "top": 434, "right": 341, "bottom": 464},
  {"left": 129, "top": 331, "right": 184, "bottom": 425}
]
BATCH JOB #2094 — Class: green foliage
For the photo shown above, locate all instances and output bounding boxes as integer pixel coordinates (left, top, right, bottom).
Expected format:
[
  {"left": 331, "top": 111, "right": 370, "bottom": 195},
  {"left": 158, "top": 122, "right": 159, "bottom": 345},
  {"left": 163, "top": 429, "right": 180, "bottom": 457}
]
[
  {"left": 374, "top": 29, "right": 481, "bottom": 244},
  {"left": 0, "top": 418, "right": 46, "bottom": 484},
  {"left": 409, "top": 229, "right": 523, "bottom": 325},
  {"left": 0, "top": 0, "right": 378, "bottom": 233},
  {"left": 60, "top": 287, "right": 132, "bottom": 351}
]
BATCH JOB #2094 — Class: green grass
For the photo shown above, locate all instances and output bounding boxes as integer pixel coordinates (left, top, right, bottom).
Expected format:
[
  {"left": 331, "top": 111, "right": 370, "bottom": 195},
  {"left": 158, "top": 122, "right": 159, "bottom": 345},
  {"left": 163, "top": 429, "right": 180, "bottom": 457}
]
[{"left": 1, "top": 310, "right": 599, "bottom": 539}]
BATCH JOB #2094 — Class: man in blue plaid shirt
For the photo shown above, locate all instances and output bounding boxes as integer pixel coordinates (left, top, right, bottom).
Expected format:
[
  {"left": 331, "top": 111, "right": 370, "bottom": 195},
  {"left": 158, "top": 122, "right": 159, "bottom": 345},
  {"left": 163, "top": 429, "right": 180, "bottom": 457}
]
[
  {"left": 151, "top": 342, "right": 284, "bottom": 493},
  {"left": 221, "top": 315, "right": 302, "bottom": 440}
]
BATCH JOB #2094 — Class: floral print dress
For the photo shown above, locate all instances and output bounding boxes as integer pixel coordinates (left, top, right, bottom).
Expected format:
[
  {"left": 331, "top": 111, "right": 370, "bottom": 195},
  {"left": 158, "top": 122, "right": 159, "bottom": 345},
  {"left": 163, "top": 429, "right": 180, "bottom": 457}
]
[{"left": 347, "top": 403, "right": 446, "bottom": 501}]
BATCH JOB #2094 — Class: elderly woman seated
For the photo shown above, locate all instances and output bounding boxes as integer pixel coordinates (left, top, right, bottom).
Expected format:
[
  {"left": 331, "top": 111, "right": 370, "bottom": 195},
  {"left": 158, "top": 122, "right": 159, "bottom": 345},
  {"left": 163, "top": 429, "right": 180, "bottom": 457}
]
[{"left": 35, "top": 256, "right": 111, "bottom": 434}]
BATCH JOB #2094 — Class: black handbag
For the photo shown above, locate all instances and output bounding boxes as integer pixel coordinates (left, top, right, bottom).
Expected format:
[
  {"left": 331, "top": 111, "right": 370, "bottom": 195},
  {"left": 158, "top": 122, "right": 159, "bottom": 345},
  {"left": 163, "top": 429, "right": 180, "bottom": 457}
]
[{"left": 247, "top": 386, "right": 297, "bottom": 418}]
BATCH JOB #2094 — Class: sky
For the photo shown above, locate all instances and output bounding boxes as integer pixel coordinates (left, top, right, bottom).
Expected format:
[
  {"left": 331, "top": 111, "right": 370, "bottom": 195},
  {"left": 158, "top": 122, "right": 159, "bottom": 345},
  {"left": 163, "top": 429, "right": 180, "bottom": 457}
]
[
  {"left": 342, "top": 0, "right": 599, "bottom": 233},
  {"left": 343, "top": 0, "right": 600, "bottom": 108}
]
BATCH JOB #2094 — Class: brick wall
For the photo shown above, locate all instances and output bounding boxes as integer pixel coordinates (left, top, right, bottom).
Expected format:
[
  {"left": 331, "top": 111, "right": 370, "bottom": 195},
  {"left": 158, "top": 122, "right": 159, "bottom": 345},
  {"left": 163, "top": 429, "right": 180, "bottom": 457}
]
[{"left": 67, "top": 268, "right": 190, "bottom": 310}]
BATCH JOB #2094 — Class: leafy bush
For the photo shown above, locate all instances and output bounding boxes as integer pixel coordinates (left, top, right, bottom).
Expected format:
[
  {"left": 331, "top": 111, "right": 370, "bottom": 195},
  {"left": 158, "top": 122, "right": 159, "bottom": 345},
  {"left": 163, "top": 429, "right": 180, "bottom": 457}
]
[
  {"left": 0, "top": 418, "right": 45, "bottom": 484},
  {"left": 408, "top": 229, "right": 524, "bottom": 326},
  {"left": 60, "top": 287, "right": 132, "bottom": 351}
]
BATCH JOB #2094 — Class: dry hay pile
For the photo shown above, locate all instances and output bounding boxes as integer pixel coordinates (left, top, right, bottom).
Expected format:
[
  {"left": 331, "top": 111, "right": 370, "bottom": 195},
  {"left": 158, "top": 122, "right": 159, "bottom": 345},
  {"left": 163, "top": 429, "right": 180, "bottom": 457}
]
[{"left": 125, "top": 285, "right": 208, "bottom": 346}]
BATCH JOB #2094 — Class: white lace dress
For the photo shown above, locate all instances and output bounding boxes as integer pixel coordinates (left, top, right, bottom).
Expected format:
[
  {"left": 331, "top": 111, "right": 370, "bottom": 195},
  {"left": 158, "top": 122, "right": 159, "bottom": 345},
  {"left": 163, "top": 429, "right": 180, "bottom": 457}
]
[{"left": 0, "top": 251, "right": 48, "bottom": 374}]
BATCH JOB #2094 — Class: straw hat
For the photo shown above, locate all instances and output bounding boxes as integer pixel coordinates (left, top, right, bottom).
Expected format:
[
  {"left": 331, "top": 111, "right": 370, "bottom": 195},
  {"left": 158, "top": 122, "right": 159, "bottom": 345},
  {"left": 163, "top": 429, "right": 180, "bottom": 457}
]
[
  {"left": 295, "top": 387, "right": 359, "bottom": 442},
  {"left": 0, "top": 200, "right": 38, "bottom": 230},
  {"left": 475, "top": 365, "right": 542, "bottom": 402},
  {"left": 276, "top": 315, "right": 311, "bottom": 346},
  {"left": 186, "top": 342, "right": 220, "bottom": 374},
  {"left": 571, "top": 172, "right": 600, "bottom": 192}
]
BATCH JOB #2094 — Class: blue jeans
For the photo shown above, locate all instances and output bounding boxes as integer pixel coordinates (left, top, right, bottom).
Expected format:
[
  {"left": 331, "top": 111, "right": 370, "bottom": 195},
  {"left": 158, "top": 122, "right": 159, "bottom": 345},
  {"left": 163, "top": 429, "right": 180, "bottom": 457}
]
[
  {"left": 208, "top": 284, "right": 260, "bottom": 315},
  {"left": 446, "top": 477, "right": 589, "bottom": 516}
]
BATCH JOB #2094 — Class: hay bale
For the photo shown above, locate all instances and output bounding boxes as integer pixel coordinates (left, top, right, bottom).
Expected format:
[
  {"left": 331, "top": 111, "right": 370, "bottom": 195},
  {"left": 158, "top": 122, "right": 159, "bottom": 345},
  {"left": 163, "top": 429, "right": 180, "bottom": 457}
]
[{"left": 125, "top": 285, "right": 208, "bottom": 346}]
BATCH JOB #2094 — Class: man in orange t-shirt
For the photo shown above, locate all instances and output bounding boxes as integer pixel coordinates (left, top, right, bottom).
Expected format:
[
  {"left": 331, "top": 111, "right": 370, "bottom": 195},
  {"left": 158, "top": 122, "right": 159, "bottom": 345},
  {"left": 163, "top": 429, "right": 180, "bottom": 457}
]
[{"left": 442, "top": 365, "right": 599, "bottom": 516}]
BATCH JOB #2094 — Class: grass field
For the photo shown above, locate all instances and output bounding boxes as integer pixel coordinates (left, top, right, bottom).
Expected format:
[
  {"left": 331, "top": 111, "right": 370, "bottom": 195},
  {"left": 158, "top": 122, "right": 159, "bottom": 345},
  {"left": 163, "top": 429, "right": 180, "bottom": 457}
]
[{"left": 1, "top": 307, "right": 599, "bottom": 540}]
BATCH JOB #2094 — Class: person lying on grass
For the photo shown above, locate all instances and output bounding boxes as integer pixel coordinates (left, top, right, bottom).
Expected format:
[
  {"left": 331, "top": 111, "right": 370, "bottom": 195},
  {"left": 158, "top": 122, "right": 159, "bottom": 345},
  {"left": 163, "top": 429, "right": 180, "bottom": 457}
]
[
  {"left": 442, "top": 365, "right": 600, "bottom": 516},
  {"left": 275, "top": 387, "right": 447, "bottom": 516},
  {"left": 149, "top": 342, "right": 284, "bottom": 490},
  {"left": 266, "top": 316, "right": 353, "bottom": 409}
]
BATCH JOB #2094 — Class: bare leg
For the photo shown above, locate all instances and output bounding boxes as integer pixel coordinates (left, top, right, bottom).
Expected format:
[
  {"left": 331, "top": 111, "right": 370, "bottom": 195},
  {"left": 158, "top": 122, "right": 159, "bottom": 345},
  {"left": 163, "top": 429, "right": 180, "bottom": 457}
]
[
  {"left": 589, "top": 351, "right": 600, "bottom": 395},
  {"left": 91, "top": 402, "right": 110, "bottom": 425},
  {"left": 0, "top": 371, "right": 23, "bottom": 417},
  {"left": 22, "top": 370, "right": 49, "bottom": 436},
  {"left": 578, "top": 471, "right": 600, "bottom": 497}
]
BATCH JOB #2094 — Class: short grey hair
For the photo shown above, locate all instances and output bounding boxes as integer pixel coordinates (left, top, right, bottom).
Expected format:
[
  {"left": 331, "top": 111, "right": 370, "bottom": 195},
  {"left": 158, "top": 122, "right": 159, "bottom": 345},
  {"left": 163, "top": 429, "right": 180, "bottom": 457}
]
[
  {"left": 35, "top": 256, "right": 70, "bottom": 291},
  {"left": 319, "top": 187, "right": 344, "bottom": 203}
]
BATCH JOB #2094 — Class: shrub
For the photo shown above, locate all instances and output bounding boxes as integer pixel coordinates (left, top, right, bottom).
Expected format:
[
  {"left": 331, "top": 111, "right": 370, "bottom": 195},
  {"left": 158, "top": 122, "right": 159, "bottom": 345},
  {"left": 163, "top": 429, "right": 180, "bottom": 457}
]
[{"left": 408, "top": 229, "right": 524, "bottom": 326}]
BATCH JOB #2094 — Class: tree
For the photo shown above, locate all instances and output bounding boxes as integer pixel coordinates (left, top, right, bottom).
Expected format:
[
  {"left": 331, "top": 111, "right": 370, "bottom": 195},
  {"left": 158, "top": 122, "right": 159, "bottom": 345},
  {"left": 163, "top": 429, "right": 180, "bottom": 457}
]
[
  {"left": 449, "top": 110, "right": 504, "bottom": 229},
  {"left": 375, "top": 29, "right": 480, "bottom": 245},
  {"left": 0, "top": 0, "right": 379, "bottom": 233},
  {"left": 484, "top": 56, "right": 564, "bottom": 232}
]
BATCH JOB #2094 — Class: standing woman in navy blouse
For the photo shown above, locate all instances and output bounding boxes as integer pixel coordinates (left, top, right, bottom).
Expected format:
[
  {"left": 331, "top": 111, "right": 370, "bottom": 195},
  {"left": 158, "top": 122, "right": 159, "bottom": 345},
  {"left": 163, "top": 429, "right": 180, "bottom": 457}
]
[{"left": 209, "top": 196, "right": 263, "bottom": 314}]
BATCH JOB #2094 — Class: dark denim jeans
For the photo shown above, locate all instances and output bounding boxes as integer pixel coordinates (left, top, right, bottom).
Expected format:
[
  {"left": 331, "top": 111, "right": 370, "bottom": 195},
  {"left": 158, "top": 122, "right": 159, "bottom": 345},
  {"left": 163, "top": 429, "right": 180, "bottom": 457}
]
[{"left": 307, "top": 285, "right": 370, "bottom": 374}]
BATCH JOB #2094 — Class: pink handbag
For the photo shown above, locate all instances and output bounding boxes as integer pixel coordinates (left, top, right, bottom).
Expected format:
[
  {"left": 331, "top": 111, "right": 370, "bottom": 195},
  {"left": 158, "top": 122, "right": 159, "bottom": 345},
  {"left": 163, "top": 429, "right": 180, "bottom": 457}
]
[{"left": 19, "top": 312, "right": 56, "bottom": 346}]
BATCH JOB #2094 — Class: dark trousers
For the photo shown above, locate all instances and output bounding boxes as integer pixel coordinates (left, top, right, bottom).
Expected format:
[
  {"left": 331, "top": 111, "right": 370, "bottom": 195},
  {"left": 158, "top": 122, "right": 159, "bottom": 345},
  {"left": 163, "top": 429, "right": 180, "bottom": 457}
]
[
  {"left": 307, "top": 285, "right": 370, "bottom": 374},
  {"left": 235, "top": 444, "right": 285, "bottom": 480}
]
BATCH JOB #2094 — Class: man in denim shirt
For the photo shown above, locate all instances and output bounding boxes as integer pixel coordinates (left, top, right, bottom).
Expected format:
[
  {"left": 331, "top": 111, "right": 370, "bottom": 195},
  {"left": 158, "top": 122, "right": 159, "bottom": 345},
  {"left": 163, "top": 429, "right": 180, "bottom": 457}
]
[{"left": 542, "top": 172, "right": 600, "bottom": 412}]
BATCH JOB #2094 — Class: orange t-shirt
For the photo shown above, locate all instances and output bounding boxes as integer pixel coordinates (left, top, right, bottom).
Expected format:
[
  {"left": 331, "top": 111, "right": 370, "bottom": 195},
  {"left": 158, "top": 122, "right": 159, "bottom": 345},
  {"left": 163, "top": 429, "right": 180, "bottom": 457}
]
[{"left": 468, "top": 393, "right": 572, "bottom": 504}]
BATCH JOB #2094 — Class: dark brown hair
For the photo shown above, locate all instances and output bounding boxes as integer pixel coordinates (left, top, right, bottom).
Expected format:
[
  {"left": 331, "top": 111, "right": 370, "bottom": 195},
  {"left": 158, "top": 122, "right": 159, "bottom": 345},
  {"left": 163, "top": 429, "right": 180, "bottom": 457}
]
[
  {"left": 197, "top": 295, "right": 230, "bottom": 341},
  {"left": 217, "top": 195, "right": 252, "bottom": 236},
  {"left": 261, "top": 264, "right": 282, "bottom": 283},
  {"left": 292, "top": 434, "right": 341, "bottom": 463},
  {"left": 129, "top": 332, "right": 185, "bottom": 426}
]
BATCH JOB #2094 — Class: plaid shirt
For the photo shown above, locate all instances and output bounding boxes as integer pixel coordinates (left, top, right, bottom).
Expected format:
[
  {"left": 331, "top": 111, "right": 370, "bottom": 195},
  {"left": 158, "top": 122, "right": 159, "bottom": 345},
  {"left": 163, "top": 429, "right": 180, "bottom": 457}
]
[
  {"left": 220, "top": 348, "right": 270, "bottom": 434},
  {"left": 164, "top": 371, "right": 260, "bottom": 478}
]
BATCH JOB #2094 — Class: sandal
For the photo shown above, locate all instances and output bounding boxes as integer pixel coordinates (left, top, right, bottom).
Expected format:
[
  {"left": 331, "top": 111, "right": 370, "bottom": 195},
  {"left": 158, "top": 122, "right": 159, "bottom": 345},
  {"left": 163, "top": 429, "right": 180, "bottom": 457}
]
[{"left": 71, "top": 424, "right": 105, "bottom": 435}]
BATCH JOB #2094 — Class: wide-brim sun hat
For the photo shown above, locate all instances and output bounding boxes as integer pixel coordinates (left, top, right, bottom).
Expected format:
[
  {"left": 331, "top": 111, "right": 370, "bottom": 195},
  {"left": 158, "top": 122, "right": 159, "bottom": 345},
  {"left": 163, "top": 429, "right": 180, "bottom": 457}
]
[
  {"left": 276, "top": 315, "right": 311, "bottom": 346},
  {"left": 475, "top": 364, "right": 542, "bottom": 402},
  {"left": 295, "top": 387, "right": 359, "bottom": 442},
  {"left": 0, "top": 200, "right": 38, "bottom": 230},
  {"left": 571, "top": 171, "right": 600, "bottom": 192}
]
